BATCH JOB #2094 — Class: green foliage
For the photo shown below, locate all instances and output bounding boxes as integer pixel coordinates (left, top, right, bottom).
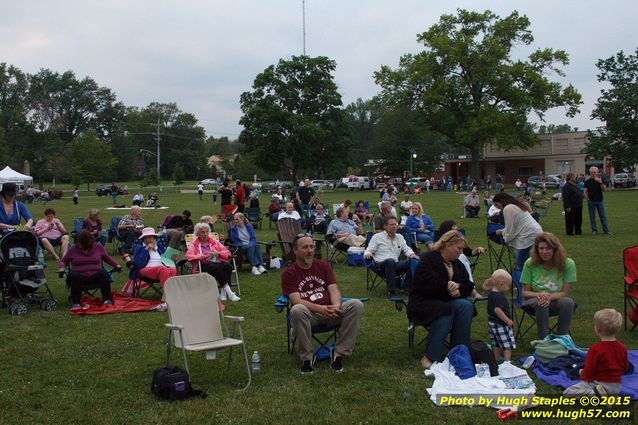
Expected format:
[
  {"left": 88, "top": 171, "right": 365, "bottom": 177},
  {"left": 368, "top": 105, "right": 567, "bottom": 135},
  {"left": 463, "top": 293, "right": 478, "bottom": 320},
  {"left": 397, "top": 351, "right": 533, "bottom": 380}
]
[
  {"left": 141, "top": 168, "right": 159, "bottom": 187},
  {"left": 70, "top": 130, "right": 117, "bottom": 184},
  {"left": 585, "top": 48, "right": 638, "bottom": 171},
  {"left": 239, "top": 55, "right": 352, "bottom": 183},
  {"left": 172, "top": 163, "right": 185, "bottom": 186},
  {"left": 375, "top": 9, "right": 582, "bottom": 179}
]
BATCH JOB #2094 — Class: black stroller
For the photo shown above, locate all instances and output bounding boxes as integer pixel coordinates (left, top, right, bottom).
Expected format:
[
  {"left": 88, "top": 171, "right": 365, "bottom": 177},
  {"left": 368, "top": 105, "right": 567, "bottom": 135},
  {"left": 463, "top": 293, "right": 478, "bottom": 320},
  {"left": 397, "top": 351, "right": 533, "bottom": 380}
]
[{"left": 0, "top": 230, "right": 57, "bottom": 315}]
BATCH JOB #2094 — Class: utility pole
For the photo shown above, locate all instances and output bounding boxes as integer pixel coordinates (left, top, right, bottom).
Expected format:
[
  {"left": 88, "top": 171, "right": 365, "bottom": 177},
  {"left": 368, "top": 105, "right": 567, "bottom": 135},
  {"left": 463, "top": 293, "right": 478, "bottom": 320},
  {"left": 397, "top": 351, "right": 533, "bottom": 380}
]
[
  {"left": 302, "top": 0, "right": 306, "bottom": 55},
  {"left": 156, "top": 116, "right": 161, "bottom": 189}
]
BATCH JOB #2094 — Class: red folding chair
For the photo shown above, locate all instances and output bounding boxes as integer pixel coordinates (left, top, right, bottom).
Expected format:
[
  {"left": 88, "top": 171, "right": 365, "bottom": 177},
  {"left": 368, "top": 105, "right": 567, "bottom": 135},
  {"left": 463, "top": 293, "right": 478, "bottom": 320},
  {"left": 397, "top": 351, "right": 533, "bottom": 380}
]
[{"left": 623, "top": 245, "right": 638, "bottom": 331}]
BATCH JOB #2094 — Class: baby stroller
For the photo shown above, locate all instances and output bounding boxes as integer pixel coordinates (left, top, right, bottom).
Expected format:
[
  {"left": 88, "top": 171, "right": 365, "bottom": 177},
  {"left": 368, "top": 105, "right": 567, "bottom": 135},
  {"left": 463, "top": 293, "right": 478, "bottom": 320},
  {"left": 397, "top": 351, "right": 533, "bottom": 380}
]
[{"left": 0, "top": 230, "right": 57, "bottom": 315}]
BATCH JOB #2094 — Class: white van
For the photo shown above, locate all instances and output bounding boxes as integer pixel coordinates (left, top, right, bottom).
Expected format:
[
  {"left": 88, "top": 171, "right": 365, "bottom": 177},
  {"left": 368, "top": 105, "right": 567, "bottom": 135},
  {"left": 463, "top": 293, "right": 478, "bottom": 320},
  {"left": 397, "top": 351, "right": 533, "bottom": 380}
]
[{"left": 344, "top": 176, "right": 371, "bottom": 191}]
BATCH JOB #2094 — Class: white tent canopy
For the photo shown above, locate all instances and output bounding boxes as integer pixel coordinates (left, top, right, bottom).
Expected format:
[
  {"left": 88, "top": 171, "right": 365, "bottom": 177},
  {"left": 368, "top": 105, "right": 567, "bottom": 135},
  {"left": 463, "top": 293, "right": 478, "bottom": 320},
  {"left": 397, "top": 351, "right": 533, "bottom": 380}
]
[{"left": 0, "top": 166, "right": 33, "bottom": 183}]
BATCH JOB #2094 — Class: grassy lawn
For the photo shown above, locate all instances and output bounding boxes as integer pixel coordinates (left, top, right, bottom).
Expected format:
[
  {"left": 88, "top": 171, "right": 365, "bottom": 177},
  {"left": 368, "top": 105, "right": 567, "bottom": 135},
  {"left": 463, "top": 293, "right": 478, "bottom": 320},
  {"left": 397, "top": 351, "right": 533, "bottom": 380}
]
[{"left": 1, "top": 185, "right": 637, "bottom": 424}]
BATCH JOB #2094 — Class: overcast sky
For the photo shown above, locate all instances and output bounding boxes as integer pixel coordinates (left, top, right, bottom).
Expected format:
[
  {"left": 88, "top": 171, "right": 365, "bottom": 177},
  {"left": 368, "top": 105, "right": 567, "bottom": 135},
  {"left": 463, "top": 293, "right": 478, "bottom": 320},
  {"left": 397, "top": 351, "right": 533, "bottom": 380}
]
[{"left": 1, "top": 0, "right": 636, "bottom": 138}]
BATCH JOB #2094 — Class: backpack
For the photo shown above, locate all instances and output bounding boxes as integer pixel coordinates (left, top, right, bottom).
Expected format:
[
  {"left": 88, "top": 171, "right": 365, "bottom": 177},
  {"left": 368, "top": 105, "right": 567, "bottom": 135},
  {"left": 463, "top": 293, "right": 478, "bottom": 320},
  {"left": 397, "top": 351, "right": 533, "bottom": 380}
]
[
  {"left": 151, "top": 366, "right": 207, "bottom": 401},
  {"left": 470, "top": 340, "right": 498, "bottom": 377}
]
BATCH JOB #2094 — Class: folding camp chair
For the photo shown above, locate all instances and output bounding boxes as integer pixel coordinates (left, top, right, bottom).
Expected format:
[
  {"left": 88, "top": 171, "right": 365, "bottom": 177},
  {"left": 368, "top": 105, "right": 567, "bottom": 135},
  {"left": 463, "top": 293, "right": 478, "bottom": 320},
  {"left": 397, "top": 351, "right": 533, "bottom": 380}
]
[
  {"left": 623, "top": 245, "right": 638, "bottom": 331},
  {"left": 122, "top": 235, "right": 169, "bottom": 299},
  {"left": 274, "top": 294, "right": 368, "bottom": 361},
  {"left": 276, "top": 218, "right": 322, "bottom": 265},
  {"left": 70, "top": 218, "right": 83, "bottom": 237},
  {"left": 222, "top": 220, "right": 273, "bottom": 273},
  {"left": 363, "top": 257, "right": 415, "bottom": 294},
  {"left": 486, "top": 221, "right": 514, "bottom": 273},
  {"left": 164, "top": 274, "right": 251, "bottom": 391},
  {"left": 245, "top": 207, "right": 263, "bottom": 230},
  {"left": 107, "top": 216, "right": 123, "bottom": 254},
  {"left": 511, "top": 269, "right": 574, "bottom": 340},
  {"left": 64, "top": 267, "right": 119, "bottom": 301},
  {"left": 325, "top": 233, "right": 350, "bottom": 265}
]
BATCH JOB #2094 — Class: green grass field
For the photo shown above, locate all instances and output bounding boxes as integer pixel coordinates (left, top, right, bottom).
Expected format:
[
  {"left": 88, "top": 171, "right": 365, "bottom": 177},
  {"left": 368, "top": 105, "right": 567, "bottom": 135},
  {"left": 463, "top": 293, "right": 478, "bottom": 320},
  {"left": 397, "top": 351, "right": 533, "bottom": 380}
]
[{"left": 1, "top": 184, "right": 636, "bottom": 424}]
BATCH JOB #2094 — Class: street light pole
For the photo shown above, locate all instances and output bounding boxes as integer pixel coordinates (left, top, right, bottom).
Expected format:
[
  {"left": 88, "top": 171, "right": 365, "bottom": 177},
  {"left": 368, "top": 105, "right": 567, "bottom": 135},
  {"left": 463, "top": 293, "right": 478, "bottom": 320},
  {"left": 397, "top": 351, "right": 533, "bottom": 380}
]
[{"left": 156, "top": 116, "right": 161, "bottom": 189}]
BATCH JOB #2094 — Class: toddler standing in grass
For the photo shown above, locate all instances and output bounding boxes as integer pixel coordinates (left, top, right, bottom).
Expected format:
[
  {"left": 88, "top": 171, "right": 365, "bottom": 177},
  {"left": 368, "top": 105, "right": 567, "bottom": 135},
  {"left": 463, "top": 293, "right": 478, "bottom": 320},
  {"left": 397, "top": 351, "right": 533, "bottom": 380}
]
[
  {"left": 484, "top": 269, "right": 515, "bottom": 362},
  {"left": 564, "top": 308, "right": 628, "bottom": 397}
]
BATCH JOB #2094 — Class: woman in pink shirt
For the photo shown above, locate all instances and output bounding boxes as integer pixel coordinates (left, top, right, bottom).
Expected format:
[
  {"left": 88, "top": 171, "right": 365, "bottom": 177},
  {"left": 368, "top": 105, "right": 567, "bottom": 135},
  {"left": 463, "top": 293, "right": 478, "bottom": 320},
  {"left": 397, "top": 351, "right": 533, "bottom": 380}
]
[
  {"left": 35, "top": 208, "right": 69, "bottom": 261},
  {"left": 186, "top": 222, "right": 239, "bottom": 302}
]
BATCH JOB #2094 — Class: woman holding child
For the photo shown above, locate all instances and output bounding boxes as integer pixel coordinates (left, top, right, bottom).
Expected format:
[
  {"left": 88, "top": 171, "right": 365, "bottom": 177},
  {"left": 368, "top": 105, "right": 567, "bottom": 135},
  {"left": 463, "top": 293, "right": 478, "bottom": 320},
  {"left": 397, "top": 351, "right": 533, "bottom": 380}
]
[
  {"left": 409, "top": 230, "right": 477, "bottom": 369},
  {"left": 520, "top": 232, "right": 576, "bottom": 340}
]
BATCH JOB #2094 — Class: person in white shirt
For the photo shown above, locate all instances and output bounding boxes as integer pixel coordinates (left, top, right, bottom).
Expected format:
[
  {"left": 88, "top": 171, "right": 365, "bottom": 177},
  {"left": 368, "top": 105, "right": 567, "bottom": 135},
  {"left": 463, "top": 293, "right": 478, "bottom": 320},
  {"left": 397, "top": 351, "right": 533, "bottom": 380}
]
[
  {"left": 132, "top": 192, "right": 144, "bottom": 206},
  {"left": 400, "top": 195, "right": 413, "bottom": 216},
  {"left": 364, "top": 216, "right": 420, "bottom": 294},
  {"left": 197, "top": 183, "right": 204, "bottom": 200},
  {"left": 278, "top": 202, "right": 301, "bottom": 221}
]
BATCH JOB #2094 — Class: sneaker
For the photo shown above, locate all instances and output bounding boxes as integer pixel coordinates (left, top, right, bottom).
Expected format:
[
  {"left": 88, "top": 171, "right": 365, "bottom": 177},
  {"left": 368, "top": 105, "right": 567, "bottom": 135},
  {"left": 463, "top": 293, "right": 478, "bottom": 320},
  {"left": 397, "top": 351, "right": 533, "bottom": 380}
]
[
  {"left": 300, "top": 357, "right": 315, "bottom": 374},
  {"left": 69, "top": 303, "right": 81, "bottom": 309},
  {"left": 330, "top": 350, "right": 344, "bottom": 373},
  {"left": 156, "top": 302, "right": 167, "bottom": 312},
  {"left": 220, "top": 291, "right": 227, "bottom": 301},
  {"left": 227, "top": 292, "right": 240, "bottom": 302},
  {"left": 258, "top": 265, "right": 267, "bottom": 274},
  {"left": 103, "top": 300, "right": 113, "bottom": 306},
  {"left": 251, "top": 266, "right": 261, "bottom": 276}
]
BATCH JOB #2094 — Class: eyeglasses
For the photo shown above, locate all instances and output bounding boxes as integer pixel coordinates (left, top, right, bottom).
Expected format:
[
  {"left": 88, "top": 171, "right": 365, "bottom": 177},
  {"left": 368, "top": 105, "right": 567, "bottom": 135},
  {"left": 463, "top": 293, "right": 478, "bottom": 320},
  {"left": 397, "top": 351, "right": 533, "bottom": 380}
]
[{"left": 295, "top": 233, "right": 312, "bottom": 240}]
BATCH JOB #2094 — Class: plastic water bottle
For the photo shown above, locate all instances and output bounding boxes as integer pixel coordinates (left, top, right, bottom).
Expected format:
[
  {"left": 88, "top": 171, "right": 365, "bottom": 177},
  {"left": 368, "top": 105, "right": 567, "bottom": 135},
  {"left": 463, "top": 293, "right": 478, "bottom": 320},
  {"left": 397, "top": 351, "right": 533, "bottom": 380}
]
[
  {"left": 522, "top": 356, "right": 535, "bottom": 369},
  {"left": 251, "top": 351, "right": 261, "bottom": 374}
]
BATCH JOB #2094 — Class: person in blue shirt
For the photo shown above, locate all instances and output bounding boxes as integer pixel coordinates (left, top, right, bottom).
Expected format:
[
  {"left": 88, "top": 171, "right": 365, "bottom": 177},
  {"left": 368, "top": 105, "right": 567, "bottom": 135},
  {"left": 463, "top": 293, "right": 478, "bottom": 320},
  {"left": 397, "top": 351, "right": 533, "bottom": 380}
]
[
  {"left": 405, "top": 202, "right": 435, "bottom": 250},
  {"left": 230, "top": 212, "right": 267, "bottom": 276},
  {"left": 0, "top": 183, "right": 33, "bottom": 232}
]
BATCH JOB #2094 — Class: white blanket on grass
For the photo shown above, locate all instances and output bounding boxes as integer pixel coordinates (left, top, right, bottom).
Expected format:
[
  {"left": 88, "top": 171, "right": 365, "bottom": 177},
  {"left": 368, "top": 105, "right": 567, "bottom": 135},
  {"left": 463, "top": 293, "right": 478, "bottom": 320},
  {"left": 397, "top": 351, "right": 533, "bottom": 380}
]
[{"left": 425, "top": 359, "right": 536, "bottom": 411}]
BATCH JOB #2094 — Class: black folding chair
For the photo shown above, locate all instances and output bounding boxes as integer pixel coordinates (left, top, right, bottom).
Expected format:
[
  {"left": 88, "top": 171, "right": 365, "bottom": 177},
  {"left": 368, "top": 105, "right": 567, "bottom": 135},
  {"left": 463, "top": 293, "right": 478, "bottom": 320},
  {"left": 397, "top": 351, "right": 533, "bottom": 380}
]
[{"left": 486, "top": 221, "right": 514, "bottom": 273}]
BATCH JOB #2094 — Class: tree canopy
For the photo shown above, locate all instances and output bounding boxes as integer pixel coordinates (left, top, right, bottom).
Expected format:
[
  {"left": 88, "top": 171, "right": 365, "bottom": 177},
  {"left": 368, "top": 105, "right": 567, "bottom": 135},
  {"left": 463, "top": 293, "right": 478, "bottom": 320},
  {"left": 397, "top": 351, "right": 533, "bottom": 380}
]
[
  {"left": 585, "top": 48, "right": 638, "bottom": 171},
  {"left": 239, "top": 55, "right": 351, "bottom": 183},
  {"left": 374, "top": 9, "right": 582, "bottom": 179}
]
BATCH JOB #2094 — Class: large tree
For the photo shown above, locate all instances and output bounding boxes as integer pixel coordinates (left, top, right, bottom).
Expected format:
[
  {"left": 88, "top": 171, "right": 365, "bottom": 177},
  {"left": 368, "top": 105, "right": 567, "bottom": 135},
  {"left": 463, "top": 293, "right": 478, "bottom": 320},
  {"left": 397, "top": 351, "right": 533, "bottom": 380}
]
[
  {"left": 375, "top": 9, "right": 582, "bottom": 179},
  {"left": 585, "top": 48, "right": 638, "bottom": 171},
  {"left": 239, "top": 55, "right": 351, "bottom": 183}
]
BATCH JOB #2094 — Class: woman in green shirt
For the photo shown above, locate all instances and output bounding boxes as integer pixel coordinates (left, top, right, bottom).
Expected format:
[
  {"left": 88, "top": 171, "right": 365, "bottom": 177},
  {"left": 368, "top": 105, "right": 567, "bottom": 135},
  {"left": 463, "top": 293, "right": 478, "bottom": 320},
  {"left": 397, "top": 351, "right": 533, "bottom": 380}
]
[{"left": 521, "top": 232, "right": 576, "bottom": 339}]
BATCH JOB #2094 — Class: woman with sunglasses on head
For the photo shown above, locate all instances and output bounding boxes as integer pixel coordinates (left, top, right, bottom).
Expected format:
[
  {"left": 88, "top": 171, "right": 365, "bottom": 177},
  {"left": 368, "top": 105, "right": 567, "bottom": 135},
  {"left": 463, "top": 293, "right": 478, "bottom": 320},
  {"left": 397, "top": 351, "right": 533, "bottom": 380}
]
[{"left": 0, "top": 183, "right": 33, "bottom": 232}]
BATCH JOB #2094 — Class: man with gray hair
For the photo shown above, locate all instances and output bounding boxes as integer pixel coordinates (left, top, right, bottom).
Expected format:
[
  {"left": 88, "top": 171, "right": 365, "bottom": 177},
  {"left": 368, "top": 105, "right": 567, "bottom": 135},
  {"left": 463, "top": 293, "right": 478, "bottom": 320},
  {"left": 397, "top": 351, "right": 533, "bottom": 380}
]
[
  {"left": 583, "top": 166, "right": 609, "bottom": 235},
  {"left": 326, "top": 206, "right": 365, "bottom": 247},
  {"left": 117, "top": 205, "right": 144, "bottom": 254}
]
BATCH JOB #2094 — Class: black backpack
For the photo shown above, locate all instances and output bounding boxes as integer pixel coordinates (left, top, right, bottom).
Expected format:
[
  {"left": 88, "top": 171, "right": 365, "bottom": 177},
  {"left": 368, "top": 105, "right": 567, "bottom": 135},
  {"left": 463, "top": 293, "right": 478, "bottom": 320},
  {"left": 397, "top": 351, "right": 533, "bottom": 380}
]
[
  {"left": 151, "top": 366, "right": 207, "bottom": 401},
  {"left": 470, "top": 340, "right": 499, "bottom": 377}
]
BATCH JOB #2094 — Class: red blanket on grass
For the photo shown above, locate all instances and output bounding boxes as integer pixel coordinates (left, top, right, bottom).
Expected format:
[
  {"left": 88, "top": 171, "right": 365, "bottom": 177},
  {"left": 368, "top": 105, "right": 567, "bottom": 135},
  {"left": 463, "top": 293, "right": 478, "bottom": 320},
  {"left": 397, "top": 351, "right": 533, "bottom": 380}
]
[{"left": 69, "top": 292, "right": 161, "bottom": 315}]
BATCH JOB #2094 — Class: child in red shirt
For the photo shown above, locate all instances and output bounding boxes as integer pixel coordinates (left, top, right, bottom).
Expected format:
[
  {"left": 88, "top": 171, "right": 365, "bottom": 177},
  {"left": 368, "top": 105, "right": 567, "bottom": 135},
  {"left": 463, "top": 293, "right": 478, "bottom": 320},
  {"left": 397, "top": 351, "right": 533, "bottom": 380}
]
[{"left": 563, "top": 308, "right": 628, "bottom": 397}]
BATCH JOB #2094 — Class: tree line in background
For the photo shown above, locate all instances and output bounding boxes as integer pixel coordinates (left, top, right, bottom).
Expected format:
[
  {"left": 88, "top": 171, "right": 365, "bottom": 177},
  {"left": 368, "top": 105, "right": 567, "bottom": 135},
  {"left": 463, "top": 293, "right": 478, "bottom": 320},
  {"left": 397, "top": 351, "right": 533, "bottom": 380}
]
[{"left": 1, "top": 9, "right": 636, "bottom": 187}]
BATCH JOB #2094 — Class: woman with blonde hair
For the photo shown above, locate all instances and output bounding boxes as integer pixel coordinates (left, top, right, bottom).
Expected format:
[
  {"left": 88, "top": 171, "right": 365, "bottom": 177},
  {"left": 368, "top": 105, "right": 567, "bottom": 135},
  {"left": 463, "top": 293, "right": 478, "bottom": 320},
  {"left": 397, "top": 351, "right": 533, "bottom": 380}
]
[
  {"left": 520, "top": 232, "right": 576, "bottom": 339},
  {"left": 405, "top": 202, "right": 435, "bottom": 250},
  {"left": 409, "top": 230, "right": 477, "bottom": 369}
]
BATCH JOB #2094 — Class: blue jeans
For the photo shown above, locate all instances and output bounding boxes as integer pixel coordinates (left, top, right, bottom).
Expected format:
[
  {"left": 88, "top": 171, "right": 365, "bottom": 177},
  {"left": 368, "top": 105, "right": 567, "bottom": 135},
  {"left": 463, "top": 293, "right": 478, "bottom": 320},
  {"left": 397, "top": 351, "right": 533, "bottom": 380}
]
[
  {"left": 240, "top": 244, "right": 263, "bottom": 267},
  {"left": 415, "top": 232, "right": 433, "bottom": 245},
  {"left": 587, "top": 200, "right": 609, "bottom": 233},
  {"left": 375, "top": 258, "right": 410, "bottom": 291},
  {"left": 515, "top": 246, "right": 531, "bottom": 271},
  {"left": 425, "top": 299, "right": 474, "bottom": 362}
]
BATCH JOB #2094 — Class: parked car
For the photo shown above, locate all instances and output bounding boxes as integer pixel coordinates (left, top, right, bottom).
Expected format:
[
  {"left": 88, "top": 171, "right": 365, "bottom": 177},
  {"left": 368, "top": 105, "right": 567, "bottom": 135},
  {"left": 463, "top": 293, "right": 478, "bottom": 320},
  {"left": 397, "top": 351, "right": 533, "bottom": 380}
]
[
  {"left": 343, "top": 176, "right": 371, "bottom": 191},
  {"left": 613, "top": 173, "right": 637, "bottom": 188},
  {"left": 527, "top": 175, "right": 561, "bottom": 189},
  {"left": 200, "top": 178, "right": 217, "bottom": 185},
  {"left": 310, "top": 180, "right": 328, "bottom": 190},
  {"left": 407, "top": 177, "right": 429, "bottom": 189},
  {"left": 95, "top": 185, "right": 125, "bottom": 196}
]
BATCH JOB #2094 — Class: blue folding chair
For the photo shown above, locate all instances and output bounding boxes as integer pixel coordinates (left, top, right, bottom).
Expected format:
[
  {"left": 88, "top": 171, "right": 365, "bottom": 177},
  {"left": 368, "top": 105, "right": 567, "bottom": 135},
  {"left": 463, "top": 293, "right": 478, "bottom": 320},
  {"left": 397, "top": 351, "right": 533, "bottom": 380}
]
[
  {"left": 274, "top": 294, "right": 368, "bottom": 361},
  {"left": 107, "top": 216, "right": 123, "bottom": 254}
]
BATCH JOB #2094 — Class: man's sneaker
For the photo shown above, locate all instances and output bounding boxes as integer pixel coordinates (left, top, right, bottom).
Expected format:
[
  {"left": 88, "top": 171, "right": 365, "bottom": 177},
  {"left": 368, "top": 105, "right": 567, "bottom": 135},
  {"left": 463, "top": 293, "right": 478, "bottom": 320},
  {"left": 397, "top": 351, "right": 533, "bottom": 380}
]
[
  {"left": 330, "top": 350, "right": 344, "bottom": 373},
  {"left": 251, "top": 266, "right": 261, "bottom": 276},
  {"left": 228, "top": 292, "right": 240, "bottom": 302},
  {"left": 258, "top": 265, "right": 267, "bottom": 274},
  {"left": 300, "top": 357, "right": 315, "bottom": 374}
]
